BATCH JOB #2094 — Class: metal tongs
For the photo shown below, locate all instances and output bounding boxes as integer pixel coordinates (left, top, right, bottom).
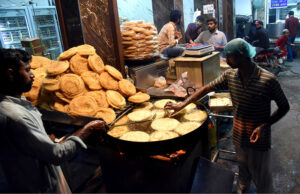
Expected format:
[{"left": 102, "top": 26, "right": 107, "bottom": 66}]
[{"left": 110, "top": 114, "right": 157, "bottom": 128}]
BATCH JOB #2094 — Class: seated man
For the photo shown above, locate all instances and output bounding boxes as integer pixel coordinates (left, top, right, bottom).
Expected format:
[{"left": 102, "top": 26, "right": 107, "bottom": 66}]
[
  {"left": 158, "top": 10, "right": 184, "bottom": 58},
  {"left": 194, "top": 17, "right": 227, "bottom": 51},
  {"left": 0, "top": 48, "right": 106, "bottom": 192},
  {"left": 251, "top": 20, "right": 270, "bottom": 53},
  {"left": 275, "top": 29, "right": 292, "bottom": 59},
  {"left": 185, "top": 15, "right": 205, "bottom": 44}
]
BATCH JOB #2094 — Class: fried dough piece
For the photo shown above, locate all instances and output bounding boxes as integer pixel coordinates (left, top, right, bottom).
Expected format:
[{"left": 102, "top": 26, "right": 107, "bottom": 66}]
[
  {"left": 47, "top": 60, "right": 69, "bottom": 76},
  {"left": 54, "top": 101, "right": 65, "bottom": 112},
  {"left": 42, "top": 77, "right": 60, "bottom": 91},
  {"left": 69, "top": 95, "right": 98, "bottom": 116},
  {"left": 120, "top": 131, "right": 150, "bottom": 142},
  {"left": 154, "top": 99, "right": 177, "bottom": 109},
  {"left": 30, "top": 56, "right": 51, "bottom": 69},
  {"left": 127, "top": 110, "right": 152, "bottom": 122},
  {"left": 184, "top": 103, "right": 197, "bottom": 113},
  {"left": 85, "top": 91, "right": 109, "bottom": 108},
  {"left": 119, "top": 79, "right": 136, "bottom": 97},
  {"left": 81, "top": 71, "right": 101, "bottom": 90},
  {"left": 128, "top": 92, "right": 150, "bottom": 104},
  {"left": 23, "top": 78, "right": 43, "bottom": 104},
  {"left": 149, "top": 131, "right": 179, "bottom": 141},
  {"left": 106, "top": 90, "right": 126, "bottom": 109},
  {"left": 57, "top": 47, "right": 78, "bottom": 60},
  {"left": 95, "top": 108, "right": 116, "bottom": 124},
  {"left": 105, "top": 65, "right": 123, "bottom": 81},
  {"left": 132, "top": 102, "right": 153, "bottom": 112},
  {"left": 183, "top": 110, "right": 207, "bottom": 122},
  {"left": 151, "top": 109, "right": 166, "bottom": 119},
  {"left": 151, "top": 118, "right": 180, "bottom": 131},
  {"left": 114, "top": 115, "right": 129, "bottom": 125},
  {"left": 88, "top": 54, "right": 104, "bottom": 74},
  {"left": 99, "top": 72, "right": 118, "bottom": 90},
  {"left": 76, "top": 44, "right": 96, "bottom": 56},
  {"left": 174, "top": 122, "right": 201, "bottom": 135},
  {"left": 108, "top": 126, "right": 130, "bottom": 138},
  {"left": 70, "top": 54, "right": 90, "bottom": 75},
  {"left": 55, "top": 91, "right": 71, "bottom": 103},
  {"left": 60, "top": 74, "right": 85, "bottom": 99}
]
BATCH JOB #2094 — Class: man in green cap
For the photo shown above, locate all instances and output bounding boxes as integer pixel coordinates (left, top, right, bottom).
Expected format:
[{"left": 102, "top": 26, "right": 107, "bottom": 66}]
[{"left": 165, "top": 38, "right": 290, "bottom": 193}]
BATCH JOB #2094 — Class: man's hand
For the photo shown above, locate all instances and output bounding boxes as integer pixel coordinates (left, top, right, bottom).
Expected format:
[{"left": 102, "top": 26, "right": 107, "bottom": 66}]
[
  {"left": 83, "top": 120, "right": 106, "bottom": 133},
  {"left": 250, "top": 124, "right": 266, "bottom": 143},
  {"left": 189, "top": 40, "right": 194, "bottom": 44},
  {"left": 164, "top": 102, "right": 184, "bottom": 117},
  {"left": 175, "top": 31, "right": 182, "bottom": 40}
]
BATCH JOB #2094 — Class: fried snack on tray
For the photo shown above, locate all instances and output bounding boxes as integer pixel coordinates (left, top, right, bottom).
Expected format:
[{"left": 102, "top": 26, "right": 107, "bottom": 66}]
[
  {"left": 59, "top": 74, "right": 85, "bottom": 99},
  {"left": 69, "top": 95, "right": 98, "bottom": 117},
  {"left": 81, "top": 71, "right": 101, "bottom": 90},
  {"left": 95, "top": 108, "right": 116, "bottom": 124},
  {"left": 54, "top": 101, "right": 65, "bottom": 112},
  {"left": 118, "top": 79, "right": 136, "bottom": 97},
  {"left": 30, "top": 56, "right": 51, "bottom": 69},
  {"left": 55, "top": 91, "right": 71, "bottom": 103},
  {"left": 88, "top": 54, "right": 104, "bottom": 74},
  {"left": 127, "top": 110, "right": 153, "bottom": 122},
  {"left": 42, "top": 77, "right": 60, "bottom": 92},
  {"left": 105, "top": 65, "right": 123, "bottom": 81},
  {"left": 85, "top": 91, "right": 109, "bottom": 108},
  {"left": 70, "top": 54, "right": 90, "bottom": 75},
  {"left": 108, "top": 126, "right": 130, "bottom": 138},
  {"left": 128, "top": 92, "right": 150, "bottom": 103},
  {"left": 106, "top": 90, "right": 126, "bottom": 109},
  {"left": 120, "top": 131, "right": 150, "bottom": 142},
  {"left": 149, "top": 131, "right": 179, "bottom": 141},
  {"left": 76, "top": 44, "right": 96, "bottom": 56},
  {"left": 151, "top": 118, "right": 180, "bottom": 131},
  {"left": 46, "top": 60, "right": 69, "bottom": 76},
  {"left": 57, "top": 47, "right": 78, "bottom": 61},
  {"left": 99, "top": 72, "right": 119, "bottom": 90}
]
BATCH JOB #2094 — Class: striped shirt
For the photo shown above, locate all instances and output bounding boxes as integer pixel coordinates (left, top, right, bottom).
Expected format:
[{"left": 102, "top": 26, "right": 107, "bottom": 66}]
[{"left": 209, "top": 65, "right": 289, "bottom": 151}]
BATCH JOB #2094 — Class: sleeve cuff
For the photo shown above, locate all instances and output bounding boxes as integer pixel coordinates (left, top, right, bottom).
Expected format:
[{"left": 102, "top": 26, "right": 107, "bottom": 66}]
[{"left": 67, "top": 136, "right": 87, "bottom": 149}]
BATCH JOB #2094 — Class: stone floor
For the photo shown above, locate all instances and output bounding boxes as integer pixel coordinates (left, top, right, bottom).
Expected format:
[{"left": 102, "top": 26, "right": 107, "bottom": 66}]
[{"left": 215, "top": 59, "right": 300, "bottom": 193}]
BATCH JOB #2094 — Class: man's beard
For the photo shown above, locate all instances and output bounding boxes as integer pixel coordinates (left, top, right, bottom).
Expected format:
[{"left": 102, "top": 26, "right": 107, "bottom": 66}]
[{"left": 13, "top": 79, "right": 33, "bottom": 93}]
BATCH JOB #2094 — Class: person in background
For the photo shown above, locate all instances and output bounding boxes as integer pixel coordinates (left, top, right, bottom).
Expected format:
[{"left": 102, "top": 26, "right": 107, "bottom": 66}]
[
  {"left": 0, "top": 49, "right": 106, "bottom": 193},
  {"left": 275, "top": 29, "right": 293, "bottom": 59},
  {"left": 185, "top": 15, "right": 205, "bottom": 44},
  {"left": 244, "top": 19, "right": 257, "bottom": 43},
  {"left": 251, "top": 20, "right": 270, "bottom": 53},
  {"left": 165, "top": 38, "right": 289, "bottom": 193},
  {"left": 158, "top": 10, "right": 184, "bottom": 58},
  {"left": 288, "top": 2, "right": 300, "bottom": 20},
  {"left": 194, "top": 17, "right": 227, "bottom": 52},
  {"left": 285, "top": 11, "right": 299, "bottom": 44}
]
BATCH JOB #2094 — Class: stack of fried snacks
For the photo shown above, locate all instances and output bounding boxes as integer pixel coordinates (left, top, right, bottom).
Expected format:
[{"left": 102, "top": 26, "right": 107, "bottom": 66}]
[
  {"left": 121, "top": 20, "right": 159, "bottom": 60},
  {"left": 23, "top": 44, "right": 150, "bottom": 124}
]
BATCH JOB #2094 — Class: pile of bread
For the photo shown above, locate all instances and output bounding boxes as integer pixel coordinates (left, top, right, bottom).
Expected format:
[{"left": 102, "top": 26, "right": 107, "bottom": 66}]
[
  {"left": 107, "top": 99, "right": 208, "bottom": 142},
  {"left": 23, "top": 44, "right": 150, "bottom": 124},
  {"left": 121, "top": 20, "right": 159, "bottom": 60}
]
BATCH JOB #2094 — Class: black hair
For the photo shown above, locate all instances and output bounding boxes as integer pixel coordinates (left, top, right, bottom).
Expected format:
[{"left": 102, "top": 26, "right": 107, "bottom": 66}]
[
  {"left": 0, "top": 49, "right": 31, "bottom": 77},
  {"left": 207, "top": 17, "right": 218, "bottom": 24},
  {"left": 289, "top": 11, "right": 294, "bottom": 15},
  {"left": 170, "top": 10, "right": 182, "bottom": 23},
  {"left": 196, "top": 16, "right": 205, "bottom": 22}
]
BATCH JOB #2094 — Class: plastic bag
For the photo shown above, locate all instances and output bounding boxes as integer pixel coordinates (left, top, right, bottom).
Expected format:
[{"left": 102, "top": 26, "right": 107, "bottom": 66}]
[
  {"left": 164, "top": 72, "right": 194, "bottom": 97},
  {"left": 154, "top": 76, "right": 167, "bottom": 88}
]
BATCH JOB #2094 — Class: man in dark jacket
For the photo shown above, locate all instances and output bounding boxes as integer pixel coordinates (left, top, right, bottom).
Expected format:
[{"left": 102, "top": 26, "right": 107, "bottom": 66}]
[
  {"left": 185, "top": 16, "right": 205, "bottom": 43},
  {"left": 251, "top": 20, "right": 270, "bottom": 53}
]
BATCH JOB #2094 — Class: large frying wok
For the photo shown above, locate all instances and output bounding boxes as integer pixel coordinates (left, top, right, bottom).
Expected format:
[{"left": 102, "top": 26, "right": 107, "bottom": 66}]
[{"left": 102, "top": 95, "right": 210, "bottom": 155}]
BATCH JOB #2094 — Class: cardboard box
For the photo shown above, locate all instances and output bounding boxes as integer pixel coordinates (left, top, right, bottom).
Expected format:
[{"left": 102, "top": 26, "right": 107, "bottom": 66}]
[{"left": 21, "top": 38, "right": 42, "bottom": 49}]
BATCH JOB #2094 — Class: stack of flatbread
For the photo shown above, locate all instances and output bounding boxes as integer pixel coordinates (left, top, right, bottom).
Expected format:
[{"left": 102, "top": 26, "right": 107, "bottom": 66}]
[
  {"left": 23, "top": 44, "right": 150, "bottom": 124},
  {"left": 121, "top": 20, "right": 159, "bottom": 60}
]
